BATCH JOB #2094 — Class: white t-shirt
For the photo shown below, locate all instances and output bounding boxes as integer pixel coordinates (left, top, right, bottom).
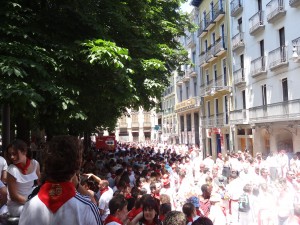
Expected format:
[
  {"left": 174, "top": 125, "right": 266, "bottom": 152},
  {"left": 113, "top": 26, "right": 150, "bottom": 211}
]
[
  {"left": 99, "top": 187, "right": 114, "bottom": 222},
  {"left": 0, "top": 157, "right": 7, "bottom": 180},
  {"left": 19, "top": 192, "right": 101, "bottom": 225},
  {"left": 7, "top": 159, "right": 39, "bottom": 217}
]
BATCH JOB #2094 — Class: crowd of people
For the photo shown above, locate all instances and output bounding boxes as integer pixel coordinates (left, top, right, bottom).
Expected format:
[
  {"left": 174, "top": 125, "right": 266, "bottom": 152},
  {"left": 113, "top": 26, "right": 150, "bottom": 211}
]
[{"left": 0, "top": 138, "right": 300, "bottom": 225}]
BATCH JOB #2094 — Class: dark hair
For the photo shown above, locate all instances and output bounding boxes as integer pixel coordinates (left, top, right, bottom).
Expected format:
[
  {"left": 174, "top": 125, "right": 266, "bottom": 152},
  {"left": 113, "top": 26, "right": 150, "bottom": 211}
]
[
  {"left": 159, "top": 203, "right": 171, "bottom": 216},
  {"left": 191, "top": 217, "right": 213, "bottom": 225},
  {"left": 6, "top": 139, "right": 31, "bottom": 163},
  {"left": 43, "top": 135, "right": 83, "bottom": 182},
  {"left": 141, "top": 196, "right": 160, "bottom": 225},
  {"left": 109, "top": 194, "right": 128, "bottom": 215},
  {"left": 182, "top": 203, "right": 195, "bottom": 218}
]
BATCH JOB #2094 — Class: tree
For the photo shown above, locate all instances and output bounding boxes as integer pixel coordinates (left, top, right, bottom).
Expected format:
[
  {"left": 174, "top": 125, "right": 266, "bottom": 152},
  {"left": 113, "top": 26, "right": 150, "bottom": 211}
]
[{"left": 0, "top": 0, "right": 192, "bottom": 142}]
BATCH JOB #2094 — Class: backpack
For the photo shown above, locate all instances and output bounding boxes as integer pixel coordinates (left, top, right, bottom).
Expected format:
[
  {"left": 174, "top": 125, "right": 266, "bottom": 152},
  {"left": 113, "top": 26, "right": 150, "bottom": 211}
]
[{"left": 238, "top": 193, "right": 250, "bottom": 212}]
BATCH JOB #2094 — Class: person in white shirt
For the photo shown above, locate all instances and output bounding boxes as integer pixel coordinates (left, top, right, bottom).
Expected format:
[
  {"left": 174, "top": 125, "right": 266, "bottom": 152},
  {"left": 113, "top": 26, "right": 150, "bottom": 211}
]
[
  {"left": 19, "top": 135, "right": 101, "bottom": 225},
  {"left": 99, "top": 180, "right": 114, "bottom": 222}
]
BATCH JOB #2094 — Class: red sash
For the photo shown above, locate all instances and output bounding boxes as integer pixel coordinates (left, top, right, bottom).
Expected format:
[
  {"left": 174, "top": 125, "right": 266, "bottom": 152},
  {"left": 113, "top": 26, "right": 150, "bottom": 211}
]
[
  {"left": 100, "top": 187, "right": 109, "bottom": 196},
  {"left": 38, "top": 181, "right": 76, "bottom": 213},
  {"left": 15, "top": 158, "right": 31, "bottom": 174},
  {"left": 104, "top": 215, "right": 123, "bottom": 225}
]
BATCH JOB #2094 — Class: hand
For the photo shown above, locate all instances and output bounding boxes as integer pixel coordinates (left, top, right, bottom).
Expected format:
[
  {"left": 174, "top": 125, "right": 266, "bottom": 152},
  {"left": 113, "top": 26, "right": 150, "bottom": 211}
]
[{"left": 83, "top": 173, "right": 93, "bottom": 179}]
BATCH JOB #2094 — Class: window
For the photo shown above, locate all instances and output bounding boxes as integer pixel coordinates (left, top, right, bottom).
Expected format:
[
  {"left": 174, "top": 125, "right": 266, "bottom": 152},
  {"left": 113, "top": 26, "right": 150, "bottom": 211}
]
[
  {"left": 212, "top": 32, "right": 216, "bottom": 45},
  {"left": 260, "top": 40, "right": 264, "bottom": 57},
  {"left": 282, "top": 78, "right": 288, "bottom": 101},
  {"left": 225, "top": 95, "right": 229, "bottom": 124},
  {"left": 214, "top": 64, "right": 218, "bottom": 81},
  {"left": 179, "top": 86, "right": 183, "bottom": 102},
  {"left": 186, "top": 85, "right": 189, "bottom": 99},
  {"left": 187, "top": 114, "right": 191, "bottom": 131},
  {"left": 240, "top": 54, "right": 244, "bottom": 77},
  {"left": 215, "top": 98, "right": 219, "bottom": 115},
  {"left": 194, "top": 79, "right": 197, "bottom": 96},
  {"left": 238, "top": 18, "right": 243, "bottom": 32},
  {"left": 242, "top": 90, "right": 246, "bottom": 109},
  {"left": 205, "top": 40, "right": 208, "bottom": 51},
  {"left": 207, "top": 101, "right": 211, "bottom": 117},
  {"left": 223, "top": 58, "right": 227, "bottom": 85},
  {"left": 262, "top": 84, "right": 267, "bottom": 106},
  {"left": 206, "top": 69, "right": 209, "bottom": 85}
]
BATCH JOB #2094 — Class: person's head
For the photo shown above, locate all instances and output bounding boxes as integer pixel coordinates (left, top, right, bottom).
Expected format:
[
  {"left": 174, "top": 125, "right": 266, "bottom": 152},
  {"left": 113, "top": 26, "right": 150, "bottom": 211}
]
[
  {"left": 260, "top": 168, "right": 268, "bottom": 178},
  {"left": 191, "top": 216, "right": 213, "bottom": 225},
  {"left": 286, "top": 170, "right": 295, "bottom": 181},
  {"left": 99, "top": 180, "right": 109, "bottom": 191},
  {"left": 109, "top": 194, "right": 128, "bottom": 223},
  {"left": 201, "top": 184, "right": 212, "bottom": 199},
  {"left": 159, "top": 203, "right": 171, "bottom": 216},
  {"left": 160, "top": 194, "right": 171, "bottom": 205},
  {"left": 142, "top": 196, "right": 160, "bottom": 224},
  {"left": 43, "top": 135, "right": 83, "bottom": 181},
  {"left": 243, "top": 183, "right": 252, "bottom": 193},
  {"left": 6, "top": 139, "right": 30, "bottom": 164},
  {"left": 164, "top": 211, "right": 186, "bottom": 225},
  {"left": 182, "top": 202, "right": 195, "bottom": 218}
]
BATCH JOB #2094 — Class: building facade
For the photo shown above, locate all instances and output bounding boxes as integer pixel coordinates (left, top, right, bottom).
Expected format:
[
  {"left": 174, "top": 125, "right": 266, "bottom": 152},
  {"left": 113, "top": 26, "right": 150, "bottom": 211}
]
[
  {"left": 194, "top": 0, "right": 232, "bottom": 157},
  {"left": 175, "top": 11, "right": 202, "bottom": 146},
  {"left": 229, "top": 0, "right": 300, "bottom": 155},
  {"left": 115, "top": 108, "right": 158, "bottom": 142}
]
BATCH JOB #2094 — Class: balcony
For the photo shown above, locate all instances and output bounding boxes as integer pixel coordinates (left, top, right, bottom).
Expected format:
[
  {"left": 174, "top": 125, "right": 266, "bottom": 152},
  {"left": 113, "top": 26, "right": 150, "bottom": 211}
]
[
  {"left": 232, "top": 32, "right": 244, "bottom": 52},
  {"left": 212, "top": 0, "right": 225, "bottom": 22},
  {"left": 200, "top": 80, "right": 214, "bottom": 97},
  {"left": 268, "top": 46, "right": 288, "bottom": 71},
  {"left": 189, "top": 66, "right": 197, "bottom": 77},
  {"left": 233, "top": 68, "right": 246, "bottom": 87},
  {"left": 186, "top": 34, "right": 196, "bottom": 48},
  {"left": 119, "top": 123, "right": 128, "bottom": 128},
  {"left": 199, "top": 52, "right": 208, "bottom": 67},
  {"left": 213, "top": 75, "right": 231, "bottom": 93},
  {"left": 215, "top": 113, "right": 225, "bottom": 127},
  {"left": 249, "top": 99, "right": 300, "bottom": 123},
  {"left": 131, "top": 122, "right": 139, "bottom": 128},
  {"left": 290, "top": 0, "right": 300, "bottom": 7},
  {"left": 182, "top": 70, "right": 190, "bottom": 82},
  {"left": 206, "top": 11, "right": 215, "bottom": 30},
  {"left": 176, "top": 76, "right": 183, "bottom": 86},
  {"left": 292, "top": 37, "right": 300, "bottom": 62},
  {"left": 202, "top": 116, "right": 215, "bottom": 128},
  {"left": 251, "top": 56, "right": 267, "bottom": 78},
  {"left": 230, "top": 109, "right": 248, "bottom": 124},
  {"left": 213, "top": 36, "right": 227, "bottom": 56},
  {"left": 230, "top": 0, "right": 243, "bottom": 17},
  {"left": 205, "top": 47, "right": 217, "bottom": 62},
  {"left": 197, "top": 19, "right": 208, "bottom": 37},
  {"left": 266, "top": 0, "right": 286, "bottom": 23},
  {"left": 249, "top": 11, "right": 265, "bottom": 36}
]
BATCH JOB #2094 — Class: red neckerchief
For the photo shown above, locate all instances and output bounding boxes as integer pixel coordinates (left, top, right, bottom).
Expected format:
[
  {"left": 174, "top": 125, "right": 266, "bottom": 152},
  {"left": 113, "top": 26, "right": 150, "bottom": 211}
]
[
  {"left": 15, "top": 158, "right": 31, "bottom": 175},
  {"left": 159, "top": 215, "right": 165, "bottom": 222},
  {"left": 104, "top": 215, "right": 123, "bottom": 225},
  {"left": 38, "top": 181, "right": 75, "bottom": 213},
  {"left": 196, "top": 209, "right": 201, "bottom": 216},
  {"left": 187, "top": 217, "right": 193, "bottom": 223},
  {"left": 100, "top": 187, "right": 109, "bottom": 196},
  {"left": 128, "top": 207, "right": 143, "bottom": 221}
]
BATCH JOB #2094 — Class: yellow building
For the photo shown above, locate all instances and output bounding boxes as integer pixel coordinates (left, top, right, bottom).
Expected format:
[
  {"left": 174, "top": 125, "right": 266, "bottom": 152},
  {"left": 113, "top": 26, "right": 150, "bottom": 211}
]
[{"left": 194, "top": 0, "right": 232, "bottom": 157}]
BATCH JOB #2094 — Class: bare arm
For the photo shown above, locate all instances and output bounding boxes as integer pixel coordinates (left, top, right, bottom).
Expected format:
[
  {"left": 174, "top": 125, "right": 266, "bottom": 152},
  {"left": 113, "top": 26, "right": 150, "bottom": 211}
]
[
  {"left": 0, "top": 186, "right": 7, "bottom": 207},
  {"left": 127, "top": 211, "right": 143, "bottom": 225},
  {"left": 84, "top": 173, "right": 102, "bottom": 183},
  {"left": 1, "top": 170, "right": 7, "bottom": 185},
  {"left": 7, "top": 173, "right": 27, "bottom": 204}
]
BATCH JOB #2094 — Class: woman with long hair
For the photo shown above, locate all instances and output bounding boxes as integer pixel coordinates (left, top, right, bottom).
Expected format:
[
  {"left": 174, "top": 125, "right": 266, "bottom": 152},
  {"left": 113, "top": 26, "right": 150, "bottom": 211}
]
[
  {"left": 6, "top": 139, "right": 40, "bottom": 217},
  {"left": 129, "top": 196, "right": 161, "bottom": 225}
]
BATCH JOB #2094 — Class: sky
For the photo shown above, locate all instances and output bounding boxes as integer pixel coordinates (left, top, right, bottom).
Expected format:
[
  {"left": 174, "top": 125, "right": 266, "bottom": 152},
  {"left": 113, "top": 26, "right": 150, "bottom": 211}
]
[{"left": 180, "top": 1, "right": 193, "bottom": 13}]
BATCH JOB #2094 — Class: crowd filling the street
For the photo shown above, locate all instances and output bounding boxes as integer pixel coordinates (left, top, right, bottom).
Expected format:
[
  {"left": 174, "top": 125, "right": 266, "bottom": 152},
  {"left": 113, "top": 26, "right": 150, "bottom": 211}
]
[{"left": 0, "top": 137, "right": 299, "bottom": 225}]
